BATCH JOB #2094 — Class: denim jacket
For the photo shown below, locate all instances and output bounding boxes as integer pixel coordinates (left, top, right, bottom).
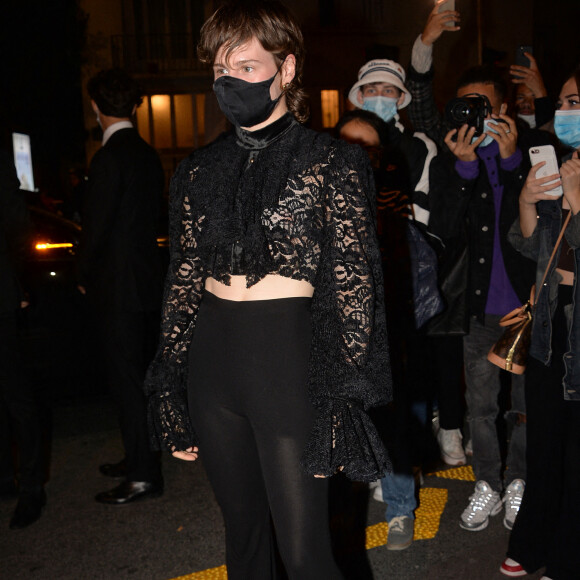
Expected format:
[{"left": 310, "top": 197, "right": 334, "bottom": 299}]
[{"left": 508, "top": 200, "right": 580, "bottom": 401}]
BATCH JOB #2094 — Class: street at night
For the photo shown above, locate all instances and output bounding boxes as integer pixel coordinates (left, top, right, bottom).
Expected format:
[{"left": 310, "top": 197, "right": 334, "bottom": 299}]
[
  {"left": 0, "top": 379, "right": 546, "bottom": 580},
  {"left": 3, "top": 1, "right": 580, "bottom": 579}
]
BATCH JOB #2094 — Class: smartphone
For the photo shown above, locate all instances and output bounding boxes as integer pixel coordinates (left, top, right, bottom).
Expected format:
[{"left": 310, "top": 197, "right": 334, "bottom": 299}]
[
  {"left": 529, "top": 145, "right": 563, "bottom": 197},
  {"left": 436, "top": 0, "right": 456, "bottom": 27},
  {"left": 515, "top": 45, "right": 533, "bottom": 68}
]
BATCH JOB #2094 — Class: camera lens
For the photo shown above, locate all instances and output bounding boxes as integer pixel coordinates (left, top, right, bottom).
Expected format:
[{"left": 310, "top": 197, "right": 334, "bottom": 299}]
[{"left": 449, "top": 101, "right": 475, "bottom": 123}]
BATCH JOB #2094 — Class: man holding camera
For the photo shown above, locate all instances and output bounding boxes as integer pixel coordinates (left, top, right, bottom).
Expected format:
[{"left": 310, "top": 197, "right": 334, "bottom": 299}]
[{"left": 406, "top": 1, "right": 552, "bottom": 533}]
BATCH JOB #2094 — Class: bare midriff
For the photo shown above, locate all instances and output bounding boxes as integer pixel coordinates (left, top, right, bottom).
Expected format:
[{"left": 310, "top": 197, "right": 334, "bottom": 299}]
[{"left": 205, "top": 274, "right": 315, "bottom": 301}]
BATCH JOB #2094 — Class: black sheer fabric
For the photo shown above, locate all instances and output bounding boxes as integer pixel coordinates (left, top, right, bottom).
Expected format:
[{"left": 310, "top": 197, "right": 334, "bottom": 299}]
[{"left": 144, "top": 113, "right": 393, "bottom": 481}]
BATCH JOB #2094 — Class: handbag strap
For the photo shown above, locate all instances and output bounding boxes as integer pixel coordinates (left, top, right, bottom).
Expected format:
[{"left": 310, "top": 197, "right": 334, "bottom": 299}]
[{"left": 533, "top": 209, "right": 573, "bottom": 306}]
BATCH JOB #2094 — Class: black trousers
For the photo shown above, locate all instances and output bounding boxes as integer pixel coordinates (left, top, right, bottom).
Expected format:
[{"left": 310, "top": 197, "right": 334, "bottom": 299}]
[
  {"left": 426, "top": 335, "right": 464, "bottom": 430},
  {"left": 507, "top": 286, "right": 580, "bottom": 580},
  {"left": 96, "top": 307, "right": 161, "bottom": 483},
  {"left": 187, "top": 292, "right": 342, "bottom": 580},
  {"left": 0, "top": 311, "right": 44, "bottom": 492}
]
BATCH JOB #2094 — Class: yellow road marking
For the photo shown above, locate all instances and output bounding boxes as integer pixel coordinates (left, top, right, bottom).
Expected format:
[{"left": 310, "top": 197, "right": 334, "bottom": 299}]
[
  {"left": 172, "top": 484, "right": 450, "bottom": 579},
  {"left": 427, "top": 465, "right": 475, "bottom": 482},
  {"left": 173, "top": 565, "right": 227, "bottom": 580},
  {"left": 365, "top": 487, "right": 448, "bottom": 549}
]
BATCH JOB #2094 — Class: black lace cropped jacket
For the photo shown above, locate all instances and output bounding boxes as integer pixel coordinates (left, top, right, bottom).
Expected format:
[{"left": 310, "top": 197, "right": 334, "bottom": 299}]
[{"left": 144, "top": 113, "right": 393, "bottom": 481}]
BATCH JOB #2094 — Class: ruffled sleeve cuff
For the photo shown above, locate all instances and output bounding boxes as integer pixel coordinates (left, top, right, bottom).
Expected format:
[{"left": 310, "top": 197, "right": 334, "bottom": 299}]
[
  {"left": 147, "top": 389, "right": 198, "bottom": 452},
  {"left": 301, "top": 398, "right": 391, "bottom": 482}
]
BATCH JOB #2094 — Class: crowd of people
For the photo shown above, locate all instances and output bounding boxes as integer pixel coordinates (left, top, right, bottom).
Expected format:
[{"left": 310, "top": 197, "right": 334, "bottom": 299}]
[{"left": 1, "top": 1, "right": 579, "bottom": 579}]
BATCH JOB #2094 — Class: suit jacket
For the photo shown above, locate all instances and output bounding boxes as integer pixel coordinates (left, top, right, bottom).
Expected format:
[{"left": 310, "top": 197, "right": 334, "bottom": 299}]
[
  {"left": 0, "top": 150, "right": 31, "bottom": 315},
  {"left": 79, "top": 127, "right": 165, "bottom": 313}
]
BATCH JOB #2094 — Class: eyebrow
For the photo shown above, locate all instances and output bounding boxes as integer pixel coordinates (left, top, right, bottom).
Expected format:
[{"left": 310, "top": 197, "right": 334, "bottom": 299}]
[{"left": 213, "top": 59, "right": 261, "bottom": 68}]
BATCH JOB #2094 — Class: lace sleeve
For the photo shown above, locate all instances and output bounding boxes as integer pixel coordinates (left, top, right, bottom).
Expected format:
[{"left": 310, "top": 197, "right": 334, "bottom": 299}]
[
  {"left": 302, "top": 144, "right": 392, "bottom": 482},
  {"left": 144, "top": 162, "right": 205, "bottom": 452}
]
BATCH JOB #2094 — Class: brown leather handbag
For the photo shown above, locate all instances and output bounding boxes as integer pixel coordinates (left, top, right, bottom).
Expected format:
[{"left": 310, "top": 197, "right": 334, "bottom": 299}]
[{"left": 487, "top": 211, "right": 572, "bottom": 374}]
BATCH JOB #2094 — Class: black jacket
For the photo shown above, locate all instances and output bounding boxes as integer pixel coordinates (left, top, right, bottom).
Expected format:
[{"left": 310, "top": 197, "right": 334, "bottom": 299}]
[
  {"left": 428, "top": 147, "right": 537, "bottom": 319},
  {"left": 78, "top": 127, "right": 165, "bottom": 312},
  {"left": 144, "top": 114, "right": 392, "bottom": 481},
  {"left": 0, "top": 150, "right": 31, "bottom": 315}
]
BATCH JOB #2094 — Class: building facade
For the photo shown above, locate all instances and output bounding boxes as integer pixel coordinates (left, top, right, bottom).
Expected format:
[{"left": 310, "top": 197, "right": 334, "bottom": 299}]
[{"left": 80, "top": 0, "right": 538, "bottom": 178}]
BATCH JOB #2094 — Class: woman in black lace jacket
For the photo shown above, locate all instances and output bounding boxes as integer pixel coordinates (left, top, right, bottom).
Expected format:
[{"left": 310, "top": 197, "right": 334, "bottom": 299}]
[{"left": 144, "top": 2, "right": 391, "bottom": 577}]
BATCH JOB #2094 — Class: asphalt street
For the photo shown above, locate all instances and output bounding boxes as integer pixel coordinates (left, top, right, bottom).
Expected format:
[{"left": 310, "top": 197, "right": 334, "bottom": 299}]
[{"left": 1, "top": 376, "right": 548, "bottom": 580}]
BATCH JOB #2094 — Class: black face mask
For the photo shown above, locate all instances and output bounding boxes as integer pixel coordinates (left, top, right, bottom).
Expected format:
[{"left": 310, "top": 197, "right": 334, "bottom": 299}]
[{"left": 213, "top": 69, "right": 282, "bottom": 128}]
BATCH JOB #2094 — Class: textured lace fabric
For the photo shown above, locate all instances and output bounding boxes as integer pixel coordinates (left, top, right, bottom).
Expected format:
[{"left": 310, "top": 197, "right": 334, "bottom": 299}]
[{"left": 145, "top": 114, "right": 393, "bottom": 481}]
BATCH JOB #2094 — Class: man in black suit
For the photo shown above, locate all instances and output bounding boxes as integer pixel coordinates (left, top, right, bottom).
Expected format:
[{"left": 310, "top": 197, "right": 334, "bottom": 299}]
[
  {"left": 79, "top": 69, "right": 165, "bottom": 504},
  {"left": 0, "top": 150, "right": 46, "bottom": 528}
]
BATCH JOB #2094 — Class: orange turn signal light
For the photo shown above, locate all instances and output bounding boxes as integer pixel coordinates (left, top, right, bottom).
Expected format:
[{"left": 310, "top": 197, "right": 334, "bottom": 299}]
[{"left": 35, "top": 242, "right": 74, "bottom": 250}]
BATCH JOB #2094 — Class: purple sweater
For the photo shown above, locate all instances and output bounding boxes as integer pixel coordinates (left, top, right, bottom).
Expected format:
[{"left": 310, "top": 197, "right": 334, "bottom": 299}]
[{"left": 455, "top": 141, "right": 523, "bottom": 316}]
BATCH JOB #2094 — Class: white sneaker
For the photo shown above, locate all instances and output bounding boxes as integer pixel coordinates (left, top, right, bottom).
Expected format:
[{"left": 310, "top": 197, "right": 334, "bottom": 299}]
[
  {"left": 369, "top": 479, "right": 384, "bottom": 502},
  {"left": 437, "top": 428, "right": 467, "bottom": 466},
  {"left": 503, "top": 479, "right": 525, "bottom": 530},
  {"left": 499, "top": 557, "right": 527, "bottom": 577},
  {"left": 465, "top": 438, "right": 473, "bottom": 457},
  {"left": 460, "top": 480, "right": 502, "bottom": 531}
]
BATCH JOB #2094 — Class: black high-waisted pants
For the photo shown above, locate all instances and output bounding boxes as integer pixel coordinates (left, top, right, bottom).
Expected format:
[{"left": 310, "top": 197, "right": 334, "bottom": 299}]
[{"left": 187, "top": 291, "right": 342, "bottom": 580}]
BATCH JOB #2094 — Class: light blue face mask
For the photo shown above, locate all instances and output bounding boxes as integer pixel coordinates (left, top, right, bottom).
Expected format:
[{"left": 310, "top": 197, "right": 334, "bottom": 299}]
[
  {"left": 471, "top": 119, "right": 503, "bottom": 148},
  {"left": 554, "top": 110, "right": 580, "bottom": 149},
  {"left": 361, "top": 96, "right": 398, "bottom": 123}
]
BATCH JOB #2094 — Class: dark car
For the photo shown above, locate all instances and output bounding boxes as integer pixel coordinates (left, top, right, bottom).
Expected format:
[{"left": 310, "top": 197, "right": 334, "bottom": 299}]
[
  {"left": 22, "top": 207, "right": 91, "bottom": 393},
  {"left": 22, "top": 206, "right": 168, "bottom": 397}
]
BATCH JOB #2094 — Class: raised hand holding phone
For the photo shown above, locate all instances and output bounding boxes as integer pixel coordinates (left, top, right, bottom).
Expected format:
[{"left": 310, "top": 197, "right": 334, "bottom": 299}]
[
  {"left": 529, "top": 145, "right": 563, "bottom": 196},
  {"left": 421, "top": 0, "right": 460, "bottom": 45},
  {"left": 510, "top": 51, "right": 547, "bottom": 99}
]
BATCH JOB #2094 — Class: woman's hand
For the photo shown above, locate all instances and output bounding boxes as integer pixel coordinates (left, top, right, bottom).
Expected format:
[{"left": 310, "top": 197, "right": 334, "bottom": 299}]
[
  {"left": 421, "top": 0, "right": 461, "bottom": 46},
  {"left": 445, "top": 125, "right": 484, "bottom": 162},
  {"left": 520, "top": 162, "right": 562, "bottom": 206},
  {"left": 519, "top": 162, "right": 563, "bottom": 238},
  {"left": 172, "top": 446, "right": 199, "bottom": 462},
  {"left": 561, "top": 151, "right": 580, "bottom": 214},
  {"left": 488, "top": 114, "right": 518, "bottom": 159}
]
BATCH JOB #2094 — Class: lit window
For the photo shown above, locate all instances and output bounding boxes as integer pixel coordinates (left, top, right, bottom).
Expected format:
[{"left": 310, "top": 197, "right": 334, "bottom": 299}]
[
  {"left": 174, "top": 94, "right": 194, "bottom": 148},
  {"left": 321, "top": 90, "right": 340, "bottom": 128},
  {"left": 135, "top": 93, "right": 207, "bottom": 150},
  {"left": 136, "top": 99, "right": 151, "bottom": 143},
  {"left": 151, "top": 95, "right": 172, "bottom": 148}
]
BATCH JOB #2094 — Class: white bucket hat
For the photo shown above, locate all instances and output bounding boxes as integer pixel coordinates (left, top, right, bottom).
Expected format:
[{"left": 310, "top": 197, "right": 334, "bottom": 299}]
[{"left": 348, "top": 59, "right": 412, "bottom": 109}]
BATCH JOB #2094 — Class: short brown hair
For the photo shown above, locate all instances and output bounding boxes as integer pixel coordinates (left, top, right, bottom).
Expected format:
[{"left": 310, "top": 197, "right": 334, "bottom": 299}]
[{"left": 198, "top": 0, "right": 308, "bottom": 123}]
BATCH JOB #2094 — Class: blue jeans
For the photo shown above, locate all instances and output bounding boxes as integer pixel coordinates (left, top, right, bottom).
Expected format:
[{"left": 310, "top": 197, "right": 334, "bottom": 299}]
[
  {"left": 380, "top": 472, "right": 417, "bottom": 522},
  {"left": 464, "top": 315, "right": 526, "bottom": 491}
]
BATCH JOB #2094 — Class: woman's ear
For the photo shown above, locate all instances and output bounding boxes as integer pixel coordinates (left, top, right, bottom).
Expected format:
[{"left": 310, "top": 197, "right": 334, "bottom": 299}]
[{"left": 281, "top": 54, "right": 296, "bottom": 86}]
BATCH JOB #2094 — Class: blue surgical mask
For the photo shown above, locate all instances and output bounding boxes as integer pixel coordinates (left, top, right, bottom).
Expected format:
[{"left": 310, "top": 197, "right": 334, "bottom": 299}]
[
  {"left": 362, "top": 96, "right": 398, "bottom": 123},
  {"left": 554, "top": 110, "right": 580, "bottom": 149},
  {"left": 472, "top": 119, "right": 503, "bottom": 148}
]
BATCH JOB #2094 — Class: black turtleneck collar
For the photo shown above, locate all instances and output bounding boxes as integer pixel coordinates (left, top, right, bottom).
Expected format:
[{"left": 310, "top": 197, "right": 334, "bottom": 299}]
[{"left": 235, "top": 112, "right": 297, "bottom": 150}]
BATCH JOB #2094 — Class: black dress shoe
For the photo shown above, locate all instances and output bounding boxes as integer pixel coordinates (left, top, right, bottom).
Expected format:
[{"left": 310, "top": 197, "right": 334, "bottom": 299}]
[
  {"left": 9, "top": 489, "right": 46, "bottom": 529},
  {"left": 95, "top": 481, "right": 163, "bottom": 505},
  {"left": 99, "top": 458, "right": 128, "bottom": 478}
]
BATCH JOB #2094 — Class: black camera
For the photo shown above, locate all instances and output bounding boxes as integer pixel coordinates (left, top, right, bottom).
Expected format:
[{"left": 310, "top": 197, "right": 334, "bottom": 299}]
[{"left": 445, "top": 95, "right": 492, "bottom": 136}]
